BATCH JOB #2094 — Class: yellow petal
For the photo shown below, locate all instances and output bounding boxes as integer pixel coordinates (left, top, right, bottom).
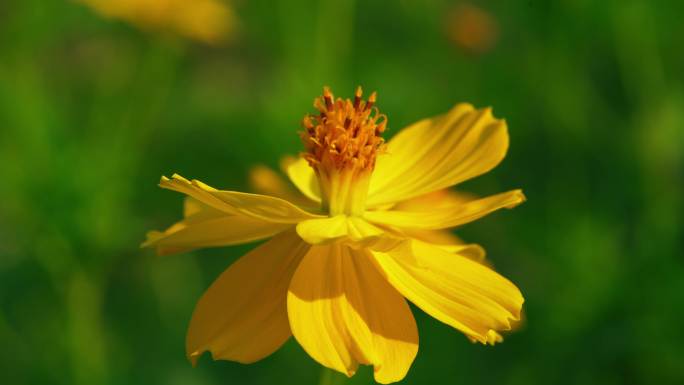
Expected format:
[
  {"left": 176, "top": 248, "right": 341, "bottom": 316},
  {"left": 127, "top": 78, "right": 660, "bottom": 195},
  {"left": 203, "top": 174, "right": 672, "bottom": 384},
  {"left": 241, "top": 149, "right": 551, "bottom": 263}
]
[
  {"left": 296, "top": 215, "right": 384, "bottom": 245},
  {"left": 284, "top": 156, "right": 322, "bottom": 203},
  {"left": 296, "top": 215, "right": 348, "bottom": 244},
  {"left": 183, "top": 197, "right": 206, "bottom": 217},
  {"left": 468, "top": 330, "right": 504, "bottom": 345},
  {"left": 387, "top": 189, "right": 472, "bottom": 248},
  {"left": 392, "top": 189, "right": 477, "bottom": 212},
  {"left": 287, "top": 244, "right": 418, "bottom": 383},
  {"left": 248, "top": 164, "right": 317, "bottom": 208},
  {"left": 367, "top": 104, "right": 509, "bottom": 207},
  {"left": 346, "top": 217, "right": 385, "bottom": 243},
  {"left": 77, "top": 0, "right": 237, "bottom": 45},
  {"left": 159, "top": 174, "right": 322, "bottom": 223},
  {"left": 370, "top": 240, "right": 523, "bottom": 343},
  {"left": 142, "top": 212, "right": 291, "bottom": 256},
  {"left": 387, "top": 231, "right": 488, "bottom": 267},
  {"left": 436, "top": 243, "right": 487, "bottom": 263},
  {"left": 364, "top": 189, "right": 525, "bottom": 230},
  {"left": 187, "top": 230, "right": 309, "bottom": 364},
  {"left": 368, "top": 227, "right": 486, "bottom": 264}
]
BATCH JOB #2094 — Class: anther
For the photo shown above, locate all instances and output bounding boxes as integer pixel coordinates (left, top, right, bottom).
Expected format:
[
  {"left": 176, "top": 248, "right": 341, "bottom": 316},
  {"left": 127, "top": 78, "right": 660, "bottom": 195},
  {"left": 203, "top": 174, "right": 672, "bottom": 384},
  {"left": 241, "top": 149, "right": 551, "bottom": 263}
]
[
  {"left": 301, "top": 87, "right": 386, "bottom": 174},
  {"left": 323, "top": 86, "right": 334, "bottom": 110},
  {"left": 353, "top": 86, "right": 363, "bottom": 110},
  {"left": 302, "top": 115, "right": 314, "bottom": 129},
  {"left": 365, "top": 91, "right": 377, "bottom": 111}
]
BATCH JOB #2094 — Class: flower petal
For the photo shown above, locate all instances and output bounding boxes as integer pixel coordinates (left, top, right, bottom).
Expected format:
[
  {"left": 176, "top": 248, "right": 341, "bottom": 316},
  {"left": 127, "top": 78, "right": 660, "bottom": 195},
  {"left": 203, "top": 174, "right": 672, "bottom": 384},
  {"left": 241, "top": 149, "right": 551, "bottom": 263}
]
[
  {"left": 390, "top": 232, "right": 489, "bottom": 268},
  {"left": 296, "top": 215, "right": 384, "bottom": 245},
  {"left": 468, "top": 330, "right": 504, "bottom": 345},
  {"left": 367, "top": 104, "right": 509, "bottom": 206},
  {"left": 248, "top": 164, "right": 317, "bottom": 208},
  {"left": 392, "top": 189, "right": 477, "bottom": 212},
  {"left": 183, "top": 197, "right": 207, "bottom": 217},
  {"left": 435, "top": 243, "right": 487, "bottom": 263},
  {"left": 159, "top": 174, "right": 322, "bottom": 223},
  {"left": 186, "top": 230, "right": 309, "bottom": 364},
  {"left": 386, "top": 190, "right": 473, "bottom": 247},
  {"left": 287, "top": 244, "right": 418, "bottom": 383},
  {"left": 370, "top": 240, "right": 523, "bottom": 343},
  {"left": 296, "top": 215, "right": 349, "bottom": 244},
  {"left": 364, "top": 189, "right": 525, "bottom": 230},
  {"left": 284, "top": 156, "right": 321, "bottom": 203},
  {"left": 142, "top": 212, "right": 290, "bottom": 256}
]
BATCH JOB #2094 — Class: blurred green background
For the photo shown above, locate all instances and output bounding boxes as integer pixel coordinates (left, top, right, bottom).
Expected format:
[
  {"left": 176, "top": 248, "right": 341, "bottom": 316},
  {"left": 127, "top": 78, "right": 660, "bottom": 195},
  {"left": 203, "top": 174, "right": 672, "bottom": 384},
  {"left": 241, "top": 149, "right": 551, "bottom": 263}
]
[{"left": 1, "top": 0, "right": 683, "bottom": 384}]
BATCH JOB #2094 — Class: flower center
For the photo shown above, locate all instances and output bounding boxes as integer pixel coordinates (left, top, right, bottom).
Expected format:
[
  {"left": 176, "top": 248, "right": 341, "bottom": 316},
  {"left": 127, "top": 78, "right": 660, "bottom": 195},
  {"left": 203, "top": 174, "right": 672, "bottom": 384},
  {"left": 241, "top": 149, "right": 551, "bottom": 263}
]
[{"left": 300, "top": 86, "right": 387, "bottom": 216}]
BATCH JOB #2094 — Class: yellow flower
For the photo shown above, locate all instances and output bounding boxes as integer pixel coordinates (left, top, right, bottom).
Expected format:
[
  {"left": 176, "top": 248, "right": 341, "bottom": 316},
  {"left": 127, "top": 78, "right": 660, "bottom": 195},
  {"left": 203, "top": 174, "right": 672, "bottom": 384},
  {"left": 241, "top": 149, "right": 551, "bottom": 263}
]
[
  {"left": 77, "top": 0, "right": 236, "bottom": 44},
  {"left": 143, "top": 87, "right": 526, "bottom": 383},
  {"left": 446, "top": 3, "right": 499, "bottom": 55}
]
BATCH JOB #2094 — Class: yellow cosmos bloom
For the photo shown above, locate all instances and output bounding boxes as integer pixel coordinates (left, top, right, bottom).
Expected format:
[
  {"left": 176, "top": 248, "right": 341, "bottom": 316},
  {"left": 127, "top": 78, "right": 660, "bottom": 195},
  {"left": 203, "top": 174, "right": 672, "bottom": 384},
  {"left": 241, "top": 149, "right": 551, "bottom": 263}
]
[
  {"left": 77, "top": 0, "right": 236, "bottom": 44},
  {"left": 143, "top": 87, "right": 526, "bottom": 383}
]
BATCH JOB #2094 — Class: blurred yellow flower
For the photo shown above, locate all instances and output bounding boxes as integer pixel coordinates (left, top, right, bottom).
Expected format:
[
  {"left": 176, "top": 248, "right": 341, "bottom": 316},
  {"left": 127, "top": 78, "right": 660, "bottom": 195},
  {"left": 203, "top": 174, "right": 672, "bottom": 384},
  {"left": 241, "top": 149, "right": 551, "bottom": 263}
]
[
  {"left": 144, "top": 87, "right": 525, "bottom": 383},
  {"left": 77, "top": 0, "right": 236, "bottom": 44},
  {"left": 446, "top": 3, "right": 499, "bottom": 54}
]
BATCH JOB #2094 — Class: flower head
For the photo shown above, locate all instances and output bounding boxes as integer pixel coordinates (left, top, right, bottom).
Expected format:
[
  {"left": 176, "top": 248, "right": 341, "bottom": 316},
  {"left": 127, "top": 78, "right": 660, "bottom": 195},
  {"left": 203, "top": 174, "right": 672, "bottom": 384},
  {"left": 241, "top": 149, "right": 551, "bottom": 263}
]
[
  {"left": 144, "top": 87, "right": 526, "bottom": 383},
  {"left": 300, "top": 86, "right": 386, "bottom": 216}
]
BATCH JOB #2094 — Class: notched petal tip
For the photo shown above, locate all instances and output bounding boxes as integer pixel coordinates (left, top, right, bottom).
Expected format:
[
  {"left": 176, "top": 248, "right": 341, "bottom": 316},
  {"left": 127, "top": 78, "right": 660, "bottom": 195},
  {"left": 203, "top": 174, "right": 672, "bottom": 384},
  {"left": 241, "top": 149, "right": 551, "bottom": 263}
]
[
  {"left": 371, "top": 239, "right": 524, "bottom": 345},
  {"left": 508, "top": 189, "right": 526, "bottom": 208},
  {"left": 158, "top": 173, "right": 188, "bottom": 189},
  {"left": 188, "top": 350, "right": 201, "bottom": 367},
  {"left": 140, "top": 230, "right": 162, "bottom": 249},
  {"left": 468, "top": 330, "right": 504, "bottom": 346},
  {"left": 510, "top": 294, "right": 525, "bottom": 321}
]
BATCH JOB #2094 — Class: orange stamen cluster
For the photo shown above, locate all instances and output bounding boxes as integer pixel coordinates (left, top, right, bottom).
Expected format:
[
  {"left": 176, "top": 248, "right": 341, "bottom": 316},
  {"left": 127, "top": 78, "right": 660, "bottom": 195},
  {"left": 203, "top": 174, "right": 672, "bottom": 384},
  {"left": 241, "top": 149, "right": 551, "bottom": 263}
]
[{"left": 301, "top": 86, "right": 387, "bottom": 172}]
